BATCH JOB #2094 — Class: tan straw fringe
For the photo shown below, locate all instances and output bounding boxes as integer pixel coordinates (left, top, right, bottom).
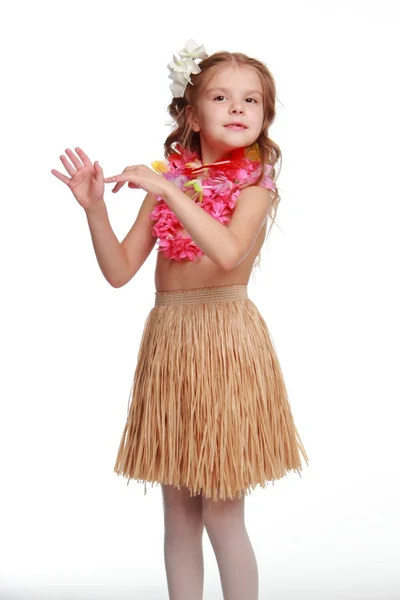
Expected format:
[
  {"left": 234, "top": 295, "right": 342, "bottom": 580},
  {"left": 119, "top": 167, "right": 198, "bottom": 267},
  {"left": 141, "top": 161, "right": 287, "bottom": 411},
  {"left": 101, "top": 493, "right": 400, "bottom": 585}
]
[{"left": 114, "top": 285, "right": 309, "bottom": 502}]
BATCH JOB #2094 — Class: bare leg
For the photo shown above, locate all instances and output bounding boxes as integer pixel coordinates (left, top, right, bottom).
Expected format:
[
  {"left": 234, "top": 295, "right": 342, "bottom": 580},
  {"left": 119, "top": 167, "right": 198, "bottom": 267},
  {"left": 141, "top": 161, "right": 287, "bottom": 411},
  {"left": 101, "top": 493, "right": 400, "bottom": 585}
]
[
  {"left": 161, "top": 483, "right": 205, "bottom": 600},
  {"left": 202, "top": 493, "right": 258, "bottom": 600}
]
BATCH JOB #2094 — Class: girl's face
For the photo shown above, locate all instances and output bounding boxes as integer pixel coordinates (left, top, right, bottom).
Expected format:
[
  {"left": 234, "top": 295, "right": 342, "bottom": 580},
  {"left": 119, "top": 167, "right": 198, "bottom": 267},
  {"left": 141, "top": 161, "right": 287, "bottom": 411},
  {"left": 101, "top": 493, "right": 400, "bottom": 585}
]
[{"left": 188, "top": 64, "right": 264, "bottom": 163}]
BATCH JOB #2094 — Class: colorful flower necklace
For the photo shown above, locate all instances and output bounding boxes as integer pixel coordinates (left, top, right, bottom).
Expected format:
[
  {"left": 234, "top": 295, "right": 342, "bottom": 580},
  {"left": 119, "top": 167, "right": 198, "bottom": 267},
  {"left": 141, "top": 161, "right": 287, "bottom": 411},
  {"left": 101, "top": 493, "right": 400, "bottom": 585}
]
[{"left": 149, "top": 143, "right": 276, "bottom": 262}]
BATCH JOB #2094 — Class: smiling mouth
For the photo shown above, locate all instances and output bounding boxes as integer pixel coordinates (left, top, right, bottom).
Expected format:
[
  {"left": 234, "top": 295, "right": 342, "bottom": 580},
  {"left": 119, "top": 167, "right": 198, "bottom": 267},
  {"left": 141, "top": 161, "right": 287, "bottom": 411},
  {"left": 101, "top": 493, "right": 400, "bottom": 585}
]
[{"left": 225, "top": 124, "right": 247, "bottom": 130}]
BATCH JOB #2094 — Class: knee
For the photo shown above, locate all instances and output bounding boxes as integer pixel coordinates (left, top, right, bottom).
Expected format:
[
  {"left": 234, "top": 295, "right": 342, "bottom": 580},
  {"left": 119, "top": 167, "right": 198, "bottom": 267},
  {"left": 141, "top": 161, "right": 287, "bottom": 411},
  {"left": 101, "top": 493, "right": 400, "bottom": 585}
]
[
  {"left": 162, "top": 484, "right": 204, "bottom": 539},
  {"left": 202, "top": 495, "right": 246, "bottom": 543}
]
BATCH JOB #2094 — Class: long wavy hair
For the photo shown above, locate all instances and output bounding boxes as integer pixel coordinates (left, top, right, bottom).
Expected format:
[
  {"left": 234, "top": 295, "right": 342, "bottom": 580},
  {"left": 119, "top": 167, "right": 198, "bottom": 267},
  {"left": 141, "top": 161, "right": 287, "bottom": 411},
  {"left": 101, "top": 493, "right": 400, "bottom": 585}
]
[{"left": 164, "top": 51, "right": 282, "bottom": 270}]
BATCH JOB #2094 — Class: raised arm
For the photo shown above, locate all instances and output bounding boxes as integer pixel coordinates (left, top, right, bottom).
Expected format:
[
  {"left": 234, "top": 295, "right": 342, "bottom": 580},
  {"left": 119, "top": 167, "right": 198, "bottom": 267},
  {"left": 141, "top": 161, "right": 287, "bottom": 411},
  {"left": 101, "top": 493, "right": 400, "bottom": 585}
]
[
  {"left": 52, "top": 147, "right": 157, "bottom": 288},
  {"left": 85, "top": 193, "right": 158, "bottom": 287}
]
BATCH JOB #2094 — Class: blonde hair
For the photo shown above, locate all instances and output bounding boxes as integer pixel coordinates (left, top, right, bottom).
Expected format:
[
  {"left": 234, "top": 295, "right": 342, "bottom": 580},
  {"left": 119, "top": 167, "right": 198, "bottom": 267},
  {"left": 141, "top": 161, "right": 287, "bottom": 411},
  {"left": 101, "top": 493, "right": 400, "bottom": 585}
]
[{"left": 164, "top": 51, "right": 282, "bottom": 270}]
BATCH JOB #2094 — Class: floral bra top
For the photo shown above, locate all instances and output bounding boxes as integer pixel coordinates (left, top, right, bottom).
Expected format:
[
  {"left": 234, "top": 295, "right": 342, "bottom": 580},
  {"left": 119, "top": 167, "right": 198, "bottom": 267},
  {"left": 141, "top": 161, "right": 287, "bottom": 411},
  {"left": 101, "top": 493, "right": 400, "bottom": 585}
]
[{"left": 149, "top": 143, "right": 276, "bottom": 262}]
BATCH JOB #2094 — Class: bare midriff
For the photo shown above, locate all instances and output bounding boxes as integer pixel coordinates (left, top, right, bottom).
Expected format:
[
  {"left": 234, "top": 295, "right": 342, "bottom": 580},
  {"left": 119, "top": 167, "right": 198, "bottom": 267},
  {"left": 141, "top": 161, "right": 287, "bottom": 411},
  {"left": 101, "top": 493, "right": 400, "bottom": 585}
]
[{"left": 154, "top": 222, "right": 267, "bottom": 292}]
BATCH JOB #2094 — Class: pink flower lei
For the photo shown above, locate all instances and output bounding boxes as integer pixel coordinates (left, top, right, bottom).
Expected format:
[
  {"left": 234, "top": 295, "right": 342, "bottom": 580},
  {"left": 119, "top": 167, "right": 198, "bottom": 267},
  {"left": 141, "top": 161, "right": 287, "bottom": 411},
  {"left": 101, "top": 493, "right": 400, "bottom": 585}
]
[{"left": 149, "top": 143, "right": 276, "bottom": 262}]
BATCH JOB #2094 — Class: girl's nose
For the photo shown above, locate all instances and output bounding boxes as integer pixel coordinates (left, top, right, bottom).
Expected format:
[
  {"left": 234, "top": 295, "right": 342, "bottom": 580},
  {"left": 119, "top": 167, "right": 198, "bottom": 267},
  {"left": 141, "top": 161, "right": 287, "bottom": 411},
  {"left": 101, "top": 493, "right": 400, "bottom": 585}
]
[{"left": 230, "top": 105, "right": 245, "bottom": 115}]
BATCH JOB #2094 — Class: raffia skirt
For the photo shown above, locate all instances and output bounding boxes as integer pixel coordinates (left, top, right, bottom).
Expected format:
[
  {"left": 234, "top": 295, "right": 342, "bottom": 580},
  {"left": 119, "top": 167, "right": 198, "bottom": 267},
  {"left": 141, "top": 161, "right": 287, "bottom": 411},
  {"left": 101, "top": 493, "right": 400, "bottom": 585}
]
[{"left": 114, "top": 284, "right": 309, "bottom": 502}]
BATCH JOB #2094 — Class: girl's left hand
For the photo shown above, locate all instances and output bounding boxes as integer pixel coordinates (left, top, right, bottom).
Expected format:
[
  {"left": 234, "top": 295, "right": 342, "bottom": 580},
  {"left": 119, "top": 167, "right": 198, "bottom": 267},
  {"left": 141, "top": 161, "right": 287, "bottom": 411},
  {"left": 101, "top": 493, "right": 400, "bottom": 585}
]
[{"left": 104, "top": 164, "right": 170, "bottom": 198}]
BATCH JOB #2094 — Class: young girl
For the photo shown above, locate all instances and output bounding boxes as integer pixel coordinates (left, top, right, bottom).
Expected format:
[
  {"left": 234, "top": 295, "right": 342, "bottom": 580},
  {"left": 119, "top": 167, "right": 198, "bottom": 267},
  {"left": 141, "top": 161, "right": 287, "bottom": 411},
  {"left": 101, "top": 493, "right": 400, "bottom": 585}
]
[{"left": 52, "top": 39, "right": 309, "bottom": 600}]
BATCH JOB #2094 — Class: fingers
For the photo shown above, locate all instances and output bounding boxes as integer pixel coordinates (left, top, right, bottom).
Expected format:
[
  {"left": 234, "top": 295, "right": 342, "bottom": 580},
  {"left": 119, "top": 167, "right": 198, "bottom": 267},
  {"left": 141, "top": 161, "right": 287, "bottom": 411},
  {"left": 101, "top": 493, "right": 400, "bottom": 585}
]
[
  {"left": 104, "top": 165, "right": 144, "bottom": 191},
  {"left": 104, "top": 175, "right": 131, "bottom": 192},
  {"left": 103, "top": 175, "right": 140, "bottom": 193},
  {"left": 112, "top": 181, "right": 126, "bottom": 193},
  {"left": 65, "top": 148, "right": 83, "bottom": 170},
  {"left": 104, "top": 175, "right": 123, "bottom": 183},
  {"left": 103, "top": 166, "right": 139, "bottom": 182},
  {"left": 93, "top": 161, "right": 104, "bottom": 182},
  {"left": 60, "top": 154, "right": 76, "bottom": 177},
  {"left": 52, "top": 147, "right": 94, "bottom": 185},
  {"left": 104, "top": 169, "right": 138, "bottom": 182},
  {"left": 75, "top": 147, "right": 92, "bottom": 167},
  {"left": 51, "top": 169, "right": 70, "bottom": 185},
  {"left": 103, "top": 175, "right": 126, "bottom": 193}
]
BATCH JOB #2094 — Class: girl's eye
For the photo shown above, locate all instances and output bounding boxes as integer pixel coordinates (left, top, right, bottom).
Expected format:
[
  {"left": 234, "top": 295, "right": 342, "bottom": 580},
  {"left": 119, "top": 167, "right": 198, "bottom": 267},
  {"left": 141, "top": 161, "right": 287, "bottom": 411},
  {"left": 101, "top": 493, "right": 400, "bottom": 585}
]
[{"left": 213, "top": 96, "right": 258, "bottom": 103}]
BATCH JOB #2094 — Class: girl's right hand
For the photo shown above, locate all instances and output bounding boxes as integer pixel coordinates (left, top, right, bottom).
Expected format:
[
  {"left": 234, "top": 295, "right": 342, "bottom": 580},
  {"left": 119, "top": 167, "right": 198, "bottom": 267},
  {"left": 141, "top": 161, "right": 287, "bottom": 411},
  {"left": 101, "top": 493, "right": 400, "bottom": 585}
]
[{"left": 51, "top": 147, "right": 105, "bottom": 213}]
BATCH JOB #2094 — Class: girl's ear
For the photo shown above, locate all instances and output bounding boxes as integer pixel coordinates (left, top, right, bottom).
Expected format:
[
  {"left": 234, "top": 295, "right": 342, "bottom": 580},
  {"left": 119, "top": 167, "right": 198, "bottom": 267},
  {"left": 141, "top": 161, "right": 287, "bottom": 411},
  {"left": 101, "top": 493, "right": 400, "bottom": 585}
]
[{"left": 186, "top": 105, "right": 201, "bottom": 132}]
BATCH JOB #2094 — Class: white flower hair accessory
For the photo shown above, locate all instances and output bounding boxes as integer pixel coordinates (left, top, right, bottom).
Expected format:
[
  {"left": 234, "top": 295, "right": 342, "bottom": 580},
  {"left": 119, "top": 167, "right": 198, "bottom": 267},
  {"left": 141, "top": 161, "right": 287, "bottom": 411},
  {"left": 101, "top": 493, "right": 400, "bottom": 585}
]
[{"left": 167, "top": 39, "right": 208, "bottom": 98}]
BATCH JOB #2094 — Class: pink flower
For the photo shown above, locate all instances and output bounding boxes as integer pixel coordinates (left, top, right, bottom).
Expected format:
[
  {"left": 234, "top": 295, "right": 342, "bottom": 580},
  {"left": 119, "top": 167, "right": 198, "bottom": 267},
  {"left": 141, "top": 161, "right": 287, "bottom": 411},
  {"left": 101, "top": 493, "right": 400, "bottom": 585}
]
[
  {"left": 168, "top": 147, "right": 202, "bottom": 172},
  {"left": 158, "top": 234, "right": 204, "bottom": 261},
  {"left": 203, "top": 199, "right": 232, "bottom": 224},
  {"left": 150, "top": 144, "right": 277, "bottom": 262},
  {"left": 152, "top": 219, "right": 174, "bottom": 238},
  {"left": 202, "top": 177, "right": 234, "bottom": 201},
  {"left": 163, "top": 173, "right": 191, "bottom": 189}
]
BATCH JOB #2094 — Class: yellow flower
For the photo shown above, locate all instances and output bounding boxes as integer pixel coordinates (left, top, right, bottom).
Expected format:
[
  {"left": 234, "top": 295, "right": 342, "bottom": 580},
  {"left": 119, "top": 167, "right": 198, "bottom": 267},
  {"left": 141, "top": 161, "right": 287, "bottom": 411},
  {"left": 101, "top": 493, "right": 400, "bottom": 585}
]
[
  {"left": 151, "top": 160, "right": 169, "bottom": 174},
  {"left": 245, "top": 143, "right": 261, "bottom": 161}
]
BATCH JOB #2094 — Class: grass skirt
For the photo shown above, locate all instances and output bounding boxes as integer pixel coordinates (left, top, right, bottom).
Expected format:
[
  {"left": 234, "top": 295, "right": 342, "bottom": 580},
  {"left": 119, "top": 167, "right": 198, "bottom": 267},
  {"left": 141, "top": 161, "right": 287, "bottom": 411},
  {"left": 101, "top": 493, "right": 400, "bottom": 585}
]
[{"left": 114, "top": 284, "right": 309, "bottom": 502}]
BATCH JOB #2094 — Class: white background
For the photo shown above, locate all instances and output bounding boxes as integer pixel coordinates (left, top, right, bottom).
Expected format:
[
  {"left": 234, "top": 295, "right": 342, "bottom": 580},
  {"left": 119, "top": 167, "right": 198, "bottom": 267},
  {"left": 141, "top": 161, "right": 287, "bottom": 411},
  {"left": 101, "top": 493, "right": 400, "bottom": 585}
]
[{"left": 1, "top": 1, "right": 399, "bottom": 599}]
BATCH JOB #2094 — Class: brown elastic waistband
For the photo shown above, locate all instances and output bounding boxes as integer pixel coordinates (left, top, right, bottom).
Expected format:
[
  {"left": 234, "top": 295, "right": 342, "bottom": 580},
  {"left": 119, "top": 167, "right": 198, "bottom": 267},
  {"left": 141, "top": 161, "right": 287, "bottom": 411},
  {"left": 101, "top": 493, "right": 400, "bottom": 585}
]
[{"left": 154, "top": 284, "right": 249, "bottom": 306}]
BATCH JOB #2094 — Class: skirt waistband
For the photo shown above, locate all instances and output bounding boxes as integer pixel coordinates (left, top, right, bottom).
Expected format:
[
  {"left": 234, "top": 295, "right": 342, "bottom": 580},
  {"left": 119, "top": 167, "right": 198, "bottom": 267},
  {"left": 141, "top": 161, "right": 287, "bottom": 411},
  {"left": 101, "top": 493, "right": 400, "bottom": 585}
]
[{"left": 154, "top": 284, "right": 249, "bottom": 306}]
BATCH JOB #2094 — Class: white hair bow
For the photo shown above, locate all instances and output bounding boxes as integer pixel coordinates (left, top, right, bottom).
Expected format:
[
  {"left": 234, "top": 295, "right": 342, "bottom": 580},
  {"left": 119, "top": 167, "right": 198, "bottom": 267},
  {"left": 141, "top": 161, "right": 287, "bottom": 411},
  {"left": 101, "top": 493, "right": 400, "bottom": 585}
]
[{"left": 167, "top": 39, "right": 208, "bottom": 98}]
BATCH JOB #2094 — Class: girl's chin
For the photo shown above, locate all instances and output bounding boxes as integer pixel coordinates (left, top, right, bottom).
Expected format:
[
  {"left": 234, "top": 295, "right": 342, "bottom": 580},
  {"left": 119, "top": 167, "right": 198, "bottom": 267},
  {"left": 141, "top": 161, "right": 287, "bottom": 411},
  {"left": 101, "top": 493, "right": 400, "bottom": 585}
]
[{"left": 213, "top": 137, "right": 253, "bottom": 150}]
